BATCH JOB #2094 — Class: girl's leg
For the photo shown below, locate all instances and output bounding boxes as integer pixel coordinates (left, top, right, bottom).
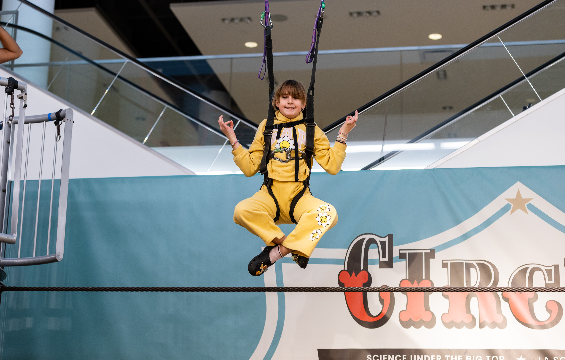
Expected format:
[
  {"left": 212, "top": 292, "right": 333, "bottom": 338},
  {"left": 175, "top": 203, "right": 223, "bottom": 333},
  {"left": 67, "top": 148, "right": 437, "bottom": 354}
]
[
  {"left": 233, "top": 187, "right": 285, "bottom": 246},
  {"left": 282, "top": 193, "right": 338, "bottom": 258}
]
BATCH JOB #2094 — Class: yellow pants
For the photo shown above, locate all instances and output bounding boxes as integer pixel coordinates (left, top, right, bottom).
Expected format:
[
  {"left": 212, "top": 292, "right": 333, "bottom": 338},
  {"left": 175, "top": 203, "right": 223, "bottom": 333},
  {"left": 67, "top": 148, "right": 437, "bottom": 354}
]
[{"left": 233, "top": 180, "right": 338, "bottom": 257}]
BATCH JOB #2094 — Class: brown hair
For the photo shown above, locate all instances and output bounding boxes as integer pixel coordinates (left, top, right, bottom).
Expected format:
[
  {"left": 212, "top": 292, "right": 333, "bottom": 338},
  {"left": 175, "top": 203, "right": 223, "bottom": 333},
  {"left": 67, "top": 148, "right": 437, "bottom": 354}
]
[{"left": 271, "top": 80, "right": 307, "bottom": 110}]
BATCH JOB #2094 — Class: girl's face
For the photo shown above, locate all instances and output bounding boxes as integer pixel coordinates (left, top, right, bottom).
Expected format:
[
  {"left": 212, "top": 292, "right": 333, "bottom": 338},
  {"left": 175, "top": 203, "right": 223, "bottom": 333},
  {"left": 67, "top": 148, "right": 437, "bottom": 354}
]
[{"left": 276, "top": 93, "right": 304, "bottom": 119}]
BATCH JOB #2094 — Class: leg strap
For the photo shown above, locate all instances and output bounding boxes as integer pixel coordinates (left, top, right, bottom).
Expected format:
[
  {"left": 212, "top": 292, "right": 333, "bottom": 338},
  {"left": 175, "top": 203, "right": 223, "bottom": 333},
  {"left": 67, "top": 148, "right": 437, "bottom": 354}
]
[
  {"left": 263, "top": 175, "right": 280, "bottom": 223},
  {"left": 289, "top": 178, "right": 310, "bottom": 224}
]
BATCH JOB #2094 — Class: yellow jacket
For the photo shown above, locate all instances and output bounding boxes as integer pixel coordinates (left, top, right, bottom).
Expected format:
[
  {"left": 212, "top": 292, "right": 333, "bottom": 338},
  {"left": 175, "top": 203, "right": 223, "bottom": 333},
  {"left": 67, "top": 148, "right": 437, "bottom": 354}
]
[{"left": 232, "top": 111, "right": 346, "bottom": 181}]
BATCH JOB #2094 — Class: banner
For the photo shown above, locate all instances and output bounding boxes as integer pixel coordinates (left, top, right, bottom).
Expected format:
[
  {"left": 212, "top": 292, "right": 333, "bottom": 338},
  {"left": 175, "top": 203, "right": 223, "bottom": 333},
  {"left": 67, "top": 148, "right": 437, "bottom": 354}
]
[{"left": 2, "top": 167, "right": 565, "bottom": 360}]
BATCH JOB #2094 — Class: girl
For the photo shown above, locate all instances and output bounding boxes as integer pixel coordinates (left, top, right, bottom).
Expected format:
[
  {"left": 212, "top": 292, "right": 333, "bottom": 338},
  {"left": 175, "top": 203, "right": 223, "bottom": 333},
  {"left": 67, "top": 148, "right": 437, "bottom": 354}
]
[{"left": 218, "top": 80, "right": 357, "bottom": 276}]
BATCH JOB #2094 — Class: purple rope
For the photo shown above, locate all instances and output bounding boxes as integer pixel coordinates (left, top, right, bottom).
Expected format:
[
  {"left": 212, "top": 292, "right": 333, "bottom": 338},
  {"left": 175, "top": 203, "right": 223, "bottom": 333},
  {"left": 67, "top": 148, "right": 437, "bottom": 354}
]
[
  {"left": 258, "top": 0, "right": 270, "bottom": 80},
  {"left": 306, "top": 0, "right": 325, "bottom": 64}
]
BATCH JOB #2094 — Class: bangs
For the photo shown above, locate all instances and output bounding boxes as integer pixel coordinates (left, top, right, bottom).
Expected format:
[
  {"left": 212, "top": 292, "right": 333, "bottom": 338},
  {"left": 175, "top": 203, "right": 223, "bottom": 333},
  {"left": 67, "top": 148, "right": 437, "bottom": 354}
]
[{"left": 280, "top": 85, "right": 302, "bottom": 100}]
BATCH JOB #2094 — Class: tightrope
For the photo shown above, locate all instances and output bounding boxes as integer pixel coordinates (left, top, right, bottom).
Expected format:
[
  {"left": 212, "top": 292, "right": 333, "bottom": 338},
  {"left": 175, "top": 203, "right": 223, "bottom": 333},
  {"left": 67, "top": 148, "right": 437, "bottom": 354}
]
[{"left": 1, "top": 286, "right": 565, "bottom": 293}]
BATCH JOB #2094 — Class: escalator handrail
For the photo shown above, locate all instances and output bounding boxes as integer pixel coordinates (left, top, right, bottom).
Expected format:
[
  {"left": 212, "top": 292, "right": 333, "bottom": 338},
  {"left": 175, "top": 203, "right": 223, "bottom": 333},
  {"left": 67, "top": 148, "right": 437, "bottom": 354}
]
[
  {"left": 18, "top": 0, "right": 258, "bottom": 130},
  {"left": 1, "top": 22, "right": 234, "bottom": 143},
  {"left": 322, "top": 0, "right": 559, "bottom": 134},
  {"left": 361, "top": 48, "right": 565, "bottom": 170}
]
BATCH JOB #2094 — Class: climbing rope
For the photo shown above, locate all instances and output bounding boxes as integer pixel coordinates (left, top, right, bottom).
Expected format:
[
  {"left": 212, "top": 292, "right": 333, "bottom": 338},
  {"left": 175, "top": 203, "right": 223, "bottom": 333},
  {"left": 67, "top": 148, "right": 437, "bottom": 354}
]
[
  {"left": 258, "top": 0, "right": 272, "bottom": 80},
  {"left": 1, "top": 286, "right": 565, "bottom": 293},
  {"left": 306, "top": 0, "right": 325, "bottom": 64}
]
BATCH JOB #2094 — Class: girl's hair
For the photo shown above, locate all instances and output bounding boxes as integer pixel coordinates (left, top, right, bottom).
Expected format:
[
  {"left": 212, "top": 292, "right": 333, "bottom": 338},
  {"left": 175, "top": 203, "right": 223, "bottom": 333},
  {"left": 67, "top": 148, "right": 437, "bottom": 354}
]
[{"left": 271, "top": 80, "right": 307, "bottom": 109}]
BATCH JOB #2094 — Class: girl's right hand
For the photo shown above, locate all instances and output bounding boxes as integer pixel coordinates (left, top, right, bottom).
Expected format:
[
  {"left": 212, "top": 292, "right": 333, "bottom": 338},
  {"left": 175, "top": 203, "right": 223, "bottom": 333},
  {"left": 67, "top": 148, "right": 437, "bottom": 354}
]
[{"left": 218, "top": 115, "right": 239, "bottom": 147}]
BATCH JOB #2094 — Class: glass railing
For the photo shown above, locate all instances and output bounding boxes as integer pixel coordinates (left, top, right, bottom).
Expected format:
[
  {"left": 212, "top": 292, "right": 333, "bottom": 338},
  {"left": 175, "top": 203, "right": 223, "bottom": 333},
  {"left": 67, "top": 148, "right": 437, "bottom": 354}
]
[
  {"left": 2, "top": 0, "right": 259, "bottom": 175},
  {"left": 3, "top": 0, "right": 564, "bottom": 173},
  {"left": 325, "top": 0, "right": 565, "bottom": 170},
  {"left": 141, "top": 44, "right": 464, "bottom": 131}
]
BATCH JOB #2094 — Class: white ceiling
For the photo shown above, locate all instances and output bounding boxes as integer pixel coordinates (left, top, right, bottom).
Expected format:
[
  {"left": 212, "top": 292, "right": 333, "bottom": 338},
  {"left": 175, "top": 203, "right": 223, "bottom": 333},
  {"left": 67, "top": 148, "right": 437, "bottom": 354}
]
[
  {"left": 170, "top": 0, "right": 541, "bottom": 55},
  {"left": 167, "top": 0, "right": 565, "bottom": 133}
]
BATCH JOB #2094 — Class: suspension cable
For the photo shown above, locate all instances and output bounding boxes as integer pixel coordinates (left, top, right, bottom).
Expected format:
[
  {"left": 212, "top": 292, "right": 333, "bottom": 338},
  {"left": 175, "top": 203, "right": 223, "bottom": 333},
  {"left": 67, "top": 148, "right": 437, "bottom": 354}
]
[{"left": 1, "top": 286, "right": 565, "bottom": 293}]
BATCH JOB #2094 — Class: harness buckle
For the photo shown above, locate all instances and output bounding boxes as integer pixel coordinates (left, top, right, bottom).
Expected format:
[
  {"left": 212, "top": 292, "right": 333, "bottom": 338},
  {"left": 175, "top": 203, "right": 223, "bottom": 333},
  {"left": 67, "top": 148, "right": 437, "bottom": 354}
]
[{"left": 260, "top": 11, "right": 273, "bottom": 29}]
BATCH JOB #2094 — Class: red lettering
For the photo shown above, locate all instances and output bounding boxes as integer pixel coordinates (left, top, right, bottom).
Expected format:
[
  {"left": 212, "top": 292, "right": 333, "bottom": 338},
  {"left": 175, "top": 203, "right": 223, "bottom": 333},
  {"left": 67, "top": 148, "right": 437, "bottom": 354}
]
[
  {"left": 338, "top": 270, "right": 394, "bottom": 329},
  {"left": 503, "top": 292, "right": 563, "bottom": 329},
  {"left": 442, "top": 291, "right": 506, "bottom": 329},
  {"left": 399, "top": 279, "right": 436, "bottom": 328}
]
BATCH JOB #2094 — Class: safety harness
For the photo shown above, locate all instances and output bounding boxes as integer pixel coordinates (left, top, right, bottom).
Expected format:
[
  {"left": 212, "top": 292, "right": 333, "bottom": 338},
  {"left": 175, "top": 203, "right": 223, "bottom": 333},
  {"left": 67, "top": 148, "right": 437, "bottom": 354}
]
[{"left": 258, "top": 0, "right": 325, "bottom": 224}]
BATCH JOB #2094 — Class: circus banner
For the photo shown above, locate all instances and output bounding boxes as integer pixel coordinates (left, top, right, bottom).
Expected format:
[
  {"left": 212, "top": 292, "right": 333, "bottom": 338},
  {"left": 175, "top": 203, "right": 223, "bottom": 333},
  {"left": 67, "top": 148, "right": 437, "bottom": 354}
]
[
  {"left": 2, "top": 167, "right": 565, "bottom": 360},
  {"left": 249, "top": 179, "right": 565, "bottom": 360}
]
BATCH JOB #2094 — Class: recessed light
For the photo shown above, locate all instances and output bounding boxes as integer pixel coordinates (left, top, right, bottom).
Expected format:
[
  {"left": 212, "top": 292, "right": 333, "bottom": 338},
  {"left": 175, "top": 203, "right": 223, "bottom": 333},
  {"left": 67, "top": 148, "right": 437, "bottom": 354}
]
[
  {"left": 222, "top": 17, "right": 252, "bottom": 24},
  {"left": 428, "top": 33, "right": 442, "bottom": 40},
  {"left": 349, "top": 10, "right": 380, "bottom": 18},
  {"left": 271, "top": 14, "right": 288, "bottom": 22},
  {"left": 245, "top": 42, "right": 258, "bottom": 48}
]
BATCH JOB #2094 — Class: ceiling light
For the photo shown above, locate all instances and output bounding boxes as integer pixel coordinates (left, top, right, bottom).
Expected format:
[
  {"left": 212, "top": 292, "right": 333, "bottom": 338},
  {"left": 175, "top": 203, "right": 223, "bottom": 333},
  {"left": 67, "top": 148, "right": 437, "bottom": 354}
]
[
  {"left": 428, "top": 33, "right": 442, "bottom": 40},
  {"left": 483, "top": 4, "right": 515, "bottom": 10},
  {"left": 440, "top": 141, "right": 470, "bottom": 150},
  {"left": 383, "top": 143, "right": 435, "bottom": 151},
  {"left": 222, "top": 17, "right": 252, "bottom": 24},
  {"left": 346, "top": 145, "right": 383, "bottom": 153},
  {"left": 245, "top": 42, "right": 258, "bottom": 48},
  {"left": 349, "top": 10, "right": 380, "bottom": 18},
  {"left": 271, "top": 14, "right": 288, "bottom": 22}
]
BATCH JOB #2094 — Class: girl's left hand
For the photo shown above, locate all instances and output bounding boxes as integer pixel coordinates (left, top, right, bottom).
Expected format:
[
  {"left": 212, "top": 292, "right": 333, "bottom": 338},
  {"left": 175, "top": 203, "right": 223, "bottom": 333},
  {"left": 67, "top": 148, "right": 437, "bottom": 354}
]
[{"left": 340, "top": 110, "right": 358, "bottom": 134}]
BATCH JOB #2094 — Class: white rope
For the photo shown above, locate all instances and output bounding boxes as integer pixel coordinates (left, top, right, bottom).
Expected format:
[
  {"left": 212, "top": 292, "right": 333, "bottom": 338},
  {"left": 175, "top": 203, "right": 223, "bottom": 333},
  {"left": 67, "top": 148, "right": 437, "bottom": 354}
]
[
  {"left": 500, "top": 95, "right": 515, "bottom": 117},
  {"left": 0, "top": 93, "right": 6, "bottom": 257},
  {"left": 2, "top": 1, "right": 23, "bottom": 30},
  {"left": 3, "top": 118, "right": 15, "bottom": 237},
  {"left": 17, "top": 123, "right": 32, "bottom": 258},
  {"left": 143, "top": 106, "right": 167, "bottom": 144},
  {"left": 32, "top": 121, "right": 47, "bottom": 257},
  {"left": 46, "top": 56, "right": 70, "bottom": 91},
  {"left": 46, "top": 133, "right": 59, "bottom": 255},
  {"left": 498, "top": 35, "right": 542, "bottom": 101},
  {"left": 207, "top": 120, "right": 241, "bottom": 172},
  {"left": 91, "top": 61, "right": 128, "bottom": 116}
]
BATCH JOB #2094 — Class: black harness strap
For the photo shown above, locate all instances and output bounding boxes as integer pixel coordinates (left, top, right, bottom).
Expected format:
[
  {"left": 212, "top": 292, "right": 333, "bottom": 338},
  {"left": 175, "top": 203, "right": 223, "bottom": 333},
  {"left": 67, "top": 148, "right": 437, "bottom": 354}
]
[
  {"left": 288, "top": 14, "right": 324, "bottom": 224},
  {"left": 271, "top": 119, "right": 305, "bottom": 129},
  {"left": 258, "top": 1, "right": 325, "bottom": 225},
  {"left": 259, "top": 20, "right": 275, "bottom": 176},
  {"left": 292, "top": 127, "right": 299, "bottom": 182}
]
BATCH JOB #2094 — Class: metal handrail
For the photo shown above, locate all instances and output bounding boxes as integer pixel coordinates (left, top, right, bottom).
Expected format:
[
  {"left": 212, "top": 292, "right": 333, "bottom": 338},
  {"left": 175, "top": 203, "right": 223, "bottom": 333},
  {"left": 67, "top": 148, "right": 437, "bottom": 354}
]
[
  {"left": 17, "top": 0, "right": 258, "bottom": 130},
  {"left": 361, "top": 49, "right": 565, "bottom": 170},
  {"left": 322, "top": 0, "right": 560, "bottom": 134},
  {"left": 0, "top": 22, "right": 235, "bottom": 141},
  {"left": 7, "top": 40, "right": 565, "bottom": 67}
]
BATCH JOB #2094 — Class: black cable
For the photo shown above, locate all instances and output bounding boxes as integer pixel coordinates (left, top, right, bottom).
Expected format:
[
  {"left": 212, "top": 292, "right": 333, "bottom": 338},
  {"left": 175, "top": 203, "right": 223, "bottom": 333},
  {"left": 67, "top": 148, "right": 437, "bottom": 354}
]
[{"left": 2, "top": 286, "right": 565, "bottom": 293}]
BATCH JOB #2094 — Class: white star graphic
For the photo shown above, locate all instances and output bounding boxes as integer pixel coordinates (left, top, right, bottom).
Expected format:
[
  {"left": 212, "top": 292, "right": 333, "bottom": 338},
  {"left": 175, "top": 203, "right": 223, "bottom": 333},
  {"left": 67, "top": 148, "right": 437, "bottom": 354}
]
[{"left": 517, "top": 356, "right": 526, "bottom": 360}]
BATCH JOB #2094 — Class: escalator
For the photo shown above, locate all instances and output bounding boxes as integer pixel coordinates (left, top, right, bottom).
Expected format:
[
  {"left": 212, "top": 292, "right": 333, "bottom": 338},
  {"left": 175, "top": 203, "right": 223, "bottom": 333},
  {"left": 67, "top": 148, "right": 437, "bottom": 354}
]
[
  {"left": 2, "top": 0, "right": 259, "bottom": 174},
  {"left": 323, "top": 0, "right": 565, "bottom": 171},
  {"left": 4, "top": 0, "right": 565, "bottom": 174}
]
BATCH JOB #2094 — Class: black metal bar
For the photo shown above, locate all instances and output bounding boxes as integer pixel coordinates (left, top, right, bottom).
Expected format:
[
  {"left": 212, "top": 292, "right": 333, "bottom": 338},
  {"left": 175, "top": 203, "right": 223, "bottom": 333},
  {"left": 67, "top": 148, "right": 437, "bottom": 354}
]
[
  {"left": 323, "top": 0, "right": 559, "bottom": 133},
  {"left": 1, "top": 285, "right": 565, "bottom": 293}
]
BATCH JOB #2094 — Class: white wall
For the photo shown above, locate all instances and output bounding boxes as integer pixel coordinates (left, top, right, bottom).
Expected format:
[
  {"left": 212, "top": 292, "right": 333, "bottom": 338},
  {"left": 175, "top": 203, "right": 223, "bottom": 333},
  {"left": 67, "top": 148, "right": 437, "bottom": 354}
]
[
  {"left": 430, "top": 86, "right": 565, "bottom": 168},
  {"left": 0, "top": 67, "right": 193, "bottom": 178}
]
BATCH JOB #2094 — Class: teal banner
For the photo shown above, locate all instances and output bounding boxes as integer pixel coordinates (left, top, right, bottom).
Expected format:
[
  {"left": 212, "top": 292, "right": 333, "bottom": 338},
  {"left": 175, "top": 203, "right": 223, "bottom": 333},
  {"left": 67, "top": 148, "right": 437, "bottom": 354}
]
[{"left": 2, "top": 167, "right": 565, "bottom": 359}]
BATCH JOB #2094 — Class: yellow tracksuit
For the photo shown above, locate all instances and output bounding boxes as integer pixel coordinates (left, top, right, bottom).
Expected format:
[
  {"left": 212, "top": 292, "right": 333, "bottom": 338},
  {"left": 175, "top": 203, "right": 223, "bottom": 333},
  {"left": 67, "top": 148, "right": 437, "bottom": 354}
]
[{"left": 232, "top": 111, "right": 346, "bottom": 257}]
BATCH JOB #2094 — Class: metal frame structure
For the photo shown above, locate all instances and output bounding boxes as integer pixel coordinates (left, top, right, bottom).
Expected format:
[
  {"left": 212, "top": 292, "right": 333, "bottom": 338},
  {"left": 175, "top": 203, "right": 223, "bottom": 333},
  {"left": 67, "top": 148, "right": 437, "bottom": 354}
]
[{"left": 0, "top": 77, "right": 73, "bottom": 281}]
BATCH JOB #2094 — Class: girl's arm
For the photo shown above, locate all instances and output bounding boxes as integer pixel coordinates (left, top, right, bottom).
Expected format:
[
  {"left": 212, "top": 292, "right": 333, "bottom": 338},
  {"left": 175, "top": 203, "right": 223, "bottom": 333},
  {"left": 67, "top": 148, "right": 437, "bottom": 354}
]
[
  {"left": 218, "top": 115, "right": 265, "bottom": 176},
  {"left": 0, "top": 26, "right": 22, "bottom": 64}
]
